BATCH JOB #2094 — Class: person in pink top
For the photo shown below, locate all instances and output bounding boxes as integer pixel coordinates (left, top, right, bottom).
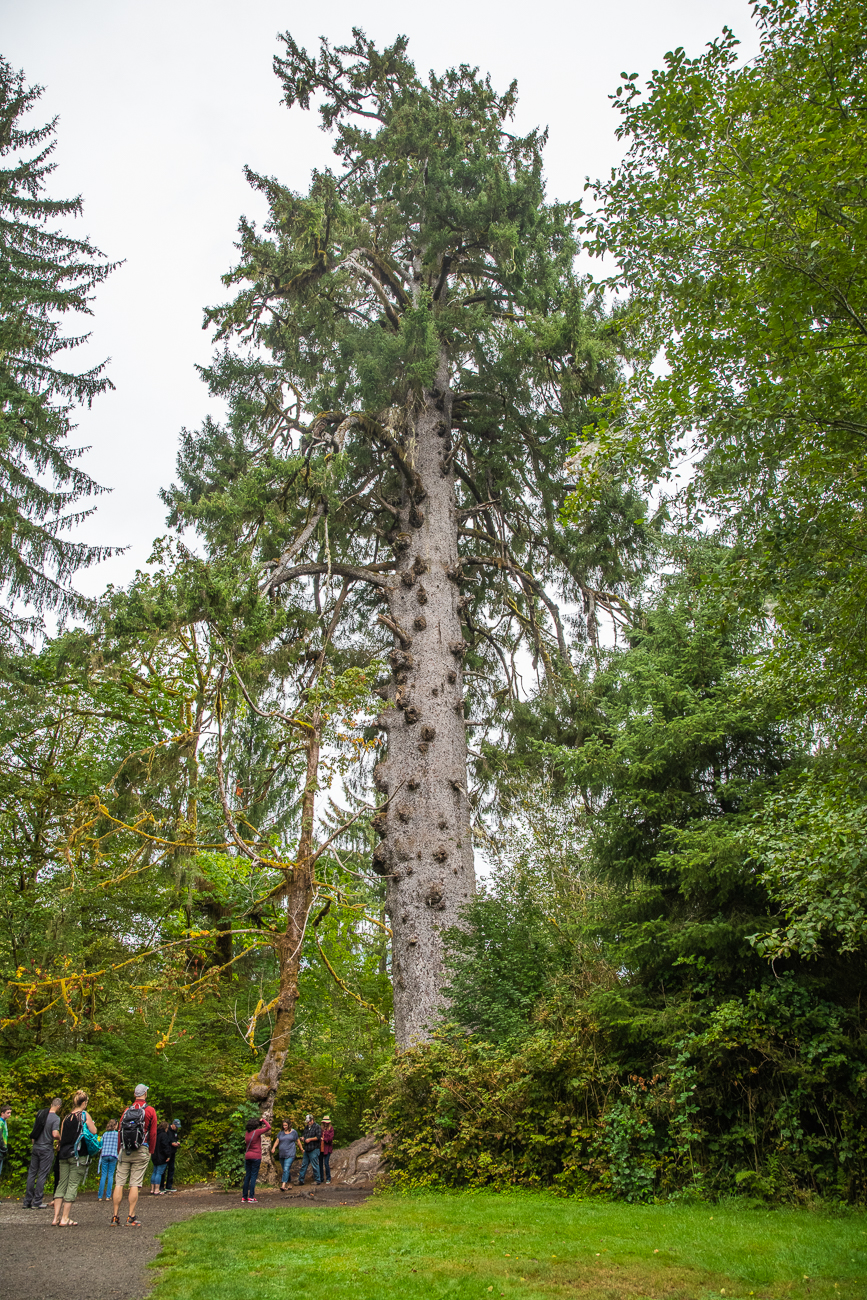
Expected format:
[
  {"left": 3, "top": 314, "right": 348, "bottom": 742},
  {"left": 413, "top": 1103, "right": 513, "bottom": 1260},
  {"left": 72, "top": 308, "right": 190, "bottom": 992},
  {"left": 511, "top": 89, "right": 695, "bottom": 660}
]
[{"left": 242, "top": 1117, "right": 271, "bottom": 1203}]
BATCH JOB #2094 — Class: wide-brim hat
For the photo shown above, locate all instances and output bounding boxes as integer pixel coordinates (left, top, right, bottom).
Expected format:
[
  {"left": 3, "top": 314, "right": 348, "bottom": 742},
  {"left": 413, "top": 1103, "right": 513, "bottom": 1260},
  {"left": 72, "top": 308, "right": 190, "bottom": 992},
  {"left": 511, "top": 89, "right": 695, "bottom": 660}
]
[{"left": 321, "top": 1115, "right": 331, "bottom": 1122}]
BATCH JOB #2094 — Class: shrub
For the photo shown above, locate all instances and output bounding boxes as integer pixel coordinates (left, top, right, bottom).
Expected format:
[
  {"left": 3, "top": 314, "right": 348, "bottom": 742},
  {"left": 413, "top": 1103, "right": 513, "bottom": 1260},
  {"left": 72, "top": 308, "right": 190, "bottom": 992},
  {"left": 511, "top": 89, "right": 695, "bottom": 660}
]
[{"left": 0, "top": 1049, "right": 127, "bottom": 1189}]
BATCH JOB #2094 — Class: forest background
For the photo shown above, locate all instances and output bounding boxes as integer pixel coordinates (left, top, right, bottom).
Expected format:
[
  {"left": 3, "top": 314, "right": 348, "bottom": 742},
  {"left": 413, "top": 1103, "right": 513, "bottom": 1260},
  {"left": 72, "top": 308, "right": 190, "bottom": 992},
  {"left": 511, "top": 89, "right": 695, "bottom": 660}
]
[{"left": 2, "top": 0, "right": 866, "bottom": 1204}]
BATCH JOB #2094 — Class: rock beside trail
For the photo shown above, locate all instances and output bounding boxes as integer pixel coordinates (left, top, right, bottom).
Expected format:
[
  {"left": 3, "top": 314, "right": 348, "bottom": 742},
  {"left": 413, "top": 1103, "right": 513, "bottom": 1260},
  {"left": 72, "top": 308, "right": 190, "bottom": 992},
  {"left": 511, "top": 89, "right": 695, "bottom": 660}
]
[{"left": 329, "top": 1134, "right": 385, "bottom": 1188}]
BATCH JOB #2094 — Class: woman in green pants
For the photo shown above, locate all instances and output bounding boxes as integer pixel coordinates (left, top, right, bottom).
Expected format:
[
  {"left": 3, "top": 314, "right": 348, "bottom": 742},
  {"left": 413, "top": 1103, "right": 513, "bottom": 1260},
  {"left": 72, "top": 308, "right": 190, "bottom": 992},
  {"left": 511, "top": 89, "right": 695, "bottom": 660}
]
[{"left": 52, "top": 1091, "right": 97, "bottom": 1226}]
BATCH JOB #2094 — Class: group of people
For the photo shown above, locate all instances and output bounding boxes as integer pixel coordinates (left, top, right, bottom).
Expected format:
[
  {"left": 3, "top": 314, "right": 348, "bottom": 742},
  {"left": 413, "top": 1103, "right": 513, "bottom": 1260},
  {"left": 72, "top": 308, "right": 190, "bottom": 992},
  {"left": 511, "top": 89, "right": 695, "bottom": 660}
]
[
  {"left": 4, "top": 1084, "right": 182, "bottom": 1227},
  {"left": 242, "top": 1112, "right": 334, "bottom": 1202},
  {"left": 2, "top": 1089, "right": 336, "bottom": 1218}
]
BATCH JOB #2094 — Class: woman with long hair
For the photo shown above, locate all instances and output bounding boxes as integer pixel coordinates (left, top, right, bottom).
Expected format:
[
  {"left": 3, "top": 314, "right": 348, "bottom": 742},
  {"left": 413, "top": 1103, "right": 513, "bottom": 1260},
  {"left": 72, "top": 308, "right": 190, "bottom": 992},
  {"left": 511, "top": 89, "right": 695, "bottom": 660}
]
[{"left": 241, "top": 1115, "right": 271, "bottom": 1204}]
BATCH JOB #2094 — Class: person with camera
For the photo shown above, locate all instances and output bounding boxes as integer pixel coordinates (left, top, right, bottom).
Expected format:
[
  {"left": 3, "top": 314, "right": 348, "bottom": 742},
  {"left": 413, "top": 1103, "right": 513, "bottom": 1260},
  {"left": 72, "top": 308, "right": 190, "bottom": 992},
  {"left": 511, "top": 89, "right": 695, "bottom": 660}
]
[{"left": 241, "top": 1115, "right": 271, "bottom": 1203}]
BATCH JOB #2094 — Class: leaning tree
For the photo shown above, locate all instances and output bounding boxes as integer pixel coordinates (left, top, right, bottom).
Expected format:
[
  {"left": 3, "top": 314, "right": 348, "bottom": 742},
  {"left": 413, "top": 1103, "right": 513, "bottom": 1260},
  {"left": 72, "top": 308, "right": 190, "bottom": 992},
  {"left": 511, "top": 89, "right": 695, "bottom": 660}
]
[{"left": 165, "top": 31, "right": 642, "bottom": 1046}]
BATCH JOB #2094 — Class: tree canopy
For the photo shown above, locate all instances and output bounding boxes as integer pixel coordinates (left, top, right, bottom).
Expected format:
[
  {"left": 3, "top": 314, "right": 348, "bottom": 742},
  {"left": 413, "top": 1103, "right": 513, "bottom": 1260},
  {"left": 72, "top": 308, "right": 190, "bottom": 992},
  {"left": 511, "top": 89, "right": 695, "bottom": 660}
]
[
  {"left": 3, "top": 4, "right": 867, "bottom": 1205},
  {"left": 577, "top": 0, "right": 867, "bottom": 967},
  {"left": 0, "top": 58, "right": 116, "bottom": 639},
  {"left": 163, "top": 29, "right": 644, "bottom": 1043}
]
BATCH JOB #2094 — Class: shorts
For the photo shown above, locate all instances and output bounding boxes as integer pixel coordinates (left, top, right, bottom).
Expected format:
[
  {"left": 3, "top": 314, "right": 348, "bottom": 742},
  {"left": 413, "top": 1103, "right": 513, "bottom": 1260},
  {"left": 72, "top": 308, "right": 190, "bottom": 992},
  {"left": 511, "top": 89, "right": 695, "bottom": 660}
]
[
  {"left": 55, "top": 1158, "right": 88, "bottom": 1203},
  {"left": 115, "top": 1144, "right": 151, "bottom": 1189}
]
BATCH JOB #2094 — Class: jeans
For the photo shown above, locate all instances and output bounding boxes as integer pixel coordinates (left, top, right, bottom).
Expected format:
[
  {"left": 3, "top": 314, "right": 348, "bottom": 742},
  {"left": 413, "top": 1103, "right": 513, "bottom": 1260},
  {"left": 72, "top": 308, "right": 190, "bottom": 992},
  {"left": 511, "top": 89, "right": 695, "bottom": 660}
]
[
  {"left": 320, "top": 1151, "right": 331, "bottom": 1182},
  {"left": 98, "top": 1157, "right": 117, "bottom": 1199},
  {"left": 281, "top": 1155, "right": 296, "bottom": 1183},
  {"left": 242, "top": 1158, "right": 261, "bottom": 1199},
  {"left": 298, "top": 1149, "right": 321, "bottom": 1184},
  {"left": 25, "top": 1145, "right": 55, "bottom": 1205},
  {"left": 150, "top": 1161, "right": 167, "bottom": 1186}
]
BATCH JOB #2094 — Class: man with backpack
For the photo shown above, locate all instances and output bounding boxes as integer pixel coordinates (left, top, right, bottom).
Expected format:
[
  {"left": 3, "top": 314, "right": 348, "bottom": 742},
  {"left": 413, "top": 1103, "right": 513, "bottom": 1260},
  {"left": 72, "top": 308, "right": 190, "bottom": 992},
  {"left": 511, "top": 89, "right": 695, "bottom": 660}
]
[
  {"left": 23, "top": 1096, "right": 61, "bottom": 1208},
  {"left": 111, "top": 1084, "right": 157, "bottom": 1227}
]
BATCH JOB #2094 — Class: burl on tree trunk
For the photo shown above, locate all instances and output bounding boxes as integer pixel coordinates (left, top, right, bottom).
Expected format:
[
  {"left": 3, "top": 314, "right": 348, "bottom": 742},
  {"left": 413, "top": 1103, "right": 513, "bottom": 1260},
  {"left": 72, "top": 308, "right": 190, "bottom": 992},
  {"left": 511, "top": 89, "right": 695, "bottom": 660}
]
[{"left": 373, "top": 354, "right": 476, "bottom": 1044}]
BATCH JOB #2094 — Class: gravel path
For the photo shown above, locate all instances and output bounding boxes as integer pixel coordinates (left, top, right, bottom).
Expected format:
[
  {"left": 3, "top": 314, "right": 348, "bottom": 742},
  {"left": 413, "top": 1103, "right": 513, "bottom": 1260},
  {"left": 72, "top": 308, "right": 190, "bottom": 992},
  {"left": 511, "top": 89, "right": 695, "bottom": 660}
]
[{"left": 0, "top": 1184, "right": 370, "bottom": 1300}]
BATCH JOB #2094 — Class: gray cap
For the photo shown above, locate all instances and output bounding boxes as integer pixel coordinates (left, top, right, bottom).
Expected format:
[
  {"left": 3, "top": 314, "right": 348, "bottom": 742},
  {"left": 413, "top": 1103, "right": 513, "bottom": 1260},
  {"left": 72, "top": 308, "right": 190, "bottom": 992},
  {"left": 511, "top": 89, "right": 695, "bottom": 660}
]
[
  {"left": 134, "top": 1083, "right": 148, "bottom": 1097},
  {"left": 171, "top": 1118, "right": 181, "bottom": 1128}
]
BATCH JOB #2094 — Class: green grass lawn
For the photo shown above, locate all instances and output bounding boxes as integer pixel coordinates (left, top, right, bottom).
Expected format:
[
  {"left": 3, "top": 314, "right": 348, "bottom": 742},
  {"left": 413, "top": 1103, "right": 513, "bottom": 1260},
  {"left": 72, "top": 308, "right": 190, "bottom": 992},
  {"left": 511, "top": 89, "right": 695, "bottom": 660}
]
[{"left": 148, "top": 1192, "right": 866, "bottom": 1300}]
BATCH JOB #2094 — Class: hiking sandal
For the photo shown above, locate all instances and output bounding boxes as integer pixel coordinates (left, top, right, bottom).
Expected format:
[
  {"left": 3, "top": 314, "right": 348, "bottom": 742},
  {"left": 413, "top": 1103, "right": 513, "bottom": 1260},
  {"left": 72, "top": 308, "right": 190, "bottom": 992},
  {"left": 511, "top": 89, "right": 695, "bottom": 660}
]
[
  {"left": 126, "top": 1215, "right": 142, "bottom": 1227},
  {"left": 110, "top": 1215, "right": 121, "bottom": 1225}
]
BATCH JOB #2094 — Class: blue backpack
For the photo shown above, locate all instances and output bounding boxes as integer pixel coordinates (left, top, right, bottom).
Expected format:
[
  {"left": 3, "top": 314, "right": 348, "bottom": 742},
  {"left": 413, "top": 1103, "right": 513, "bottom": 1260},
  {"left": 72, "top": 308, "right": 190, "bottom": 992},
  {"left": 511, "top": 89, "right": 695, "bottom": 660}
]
[{"left": 73, "top": 1111, "right": 102, "bottom": 1163}]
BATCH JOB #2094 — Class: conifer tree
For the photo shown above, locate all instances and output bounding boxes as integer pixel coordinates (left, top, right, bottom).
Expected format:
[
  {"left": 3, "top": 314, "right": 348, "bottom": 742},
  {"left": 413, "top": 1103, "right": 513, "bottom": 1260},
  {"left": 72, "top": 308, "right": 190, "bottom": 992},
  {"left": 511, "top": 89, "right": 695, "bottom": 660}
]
[
  {"left": 165, "top": 31, "right": 641, "bottom": 1043},
  {"left": 0, "top": 58, "right": 116, "bottom": 639}
]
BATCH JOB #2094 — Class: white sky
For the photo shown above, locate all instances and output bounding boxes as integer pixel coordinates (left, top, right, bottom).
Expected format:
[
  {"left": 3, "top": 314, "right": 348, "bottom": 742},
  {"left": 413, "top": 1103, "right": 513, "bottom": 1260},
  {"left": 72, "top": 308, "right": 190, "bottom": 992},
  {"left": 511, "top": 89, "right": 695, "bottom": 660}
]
[{"left": 2, "top": 0, "right": 760, "bottom": 600}]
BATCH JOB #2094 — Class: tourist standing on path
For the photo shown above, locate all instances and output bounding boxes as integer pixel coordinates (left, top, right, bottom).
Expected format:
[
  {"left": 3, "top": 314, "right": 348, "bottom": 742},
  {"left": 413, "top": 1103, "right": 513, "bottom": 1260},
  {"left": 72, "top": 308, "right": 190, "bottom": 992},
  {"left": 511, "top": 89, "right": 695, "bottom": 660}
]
[
  {"left": 242, "top": 1116, "right": 271, "bottom": 1203},
  {"left": 111, "top": 1083, "right": 157, "bottom": 1227},
  {"left": 149, "top": 1122, "right": 173, "bottom": 1194},
  {"left": 97, "top": 1120, "right": 119, "bottom": 1200},
  {"left": 0, "top": 1102, "right": 11, "bottom": 1179},
  {"left": 52, "top": 1091, "right": 97, "bottom": 1226},
  {"left": 23, "top": 1096, "right": 61, "bottom": 1208},
  {"left": 160, "top": 1118, "right": 181, "bottom": 1193},
  {"left": 319, "top": 1115, "right": 334, "bottom": 1185},
  {"left": 298, "top": 1114, "right": 322, "bottom": 1186},
  {"left": 271, "top": 1119, "right": 299, "bottom": 1190}
]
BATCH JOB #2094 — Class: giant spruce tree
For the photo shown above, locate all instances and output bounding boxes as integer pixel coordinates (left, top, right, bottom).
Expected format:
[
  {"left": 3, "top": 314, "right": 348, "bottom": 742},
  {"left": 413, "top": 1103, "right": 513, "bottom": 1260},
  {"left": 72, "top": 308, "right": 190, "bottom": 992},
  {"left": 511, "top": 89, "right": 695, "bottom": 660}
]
[{"left": 165, "top": 32, "right": 637, "bottom": 1044}]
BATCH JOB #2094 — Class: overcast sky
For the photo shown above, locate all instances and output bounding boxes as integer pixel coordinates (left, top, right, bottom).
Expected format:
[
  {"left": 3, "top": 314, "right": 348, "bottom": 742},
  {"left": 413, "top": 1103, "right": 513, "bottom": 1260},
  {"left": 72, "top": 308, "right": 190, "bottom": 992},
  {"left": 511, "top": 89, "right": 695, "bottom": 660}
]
[{"left": 2, "top": 0, "right": 760, "bottom": 601}]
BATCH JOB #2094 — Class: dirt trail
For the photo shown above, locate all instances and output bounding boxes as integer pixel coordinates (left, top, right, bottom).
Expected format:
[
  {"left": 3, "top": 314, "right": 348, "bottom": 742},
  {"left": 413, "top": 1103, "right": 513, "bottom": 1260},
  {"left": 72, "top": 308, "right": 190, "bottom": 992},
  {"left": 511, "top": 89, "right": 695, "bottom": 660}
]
[{"left": 0, "top": 1184, "right": 370, "bottom": 1300}]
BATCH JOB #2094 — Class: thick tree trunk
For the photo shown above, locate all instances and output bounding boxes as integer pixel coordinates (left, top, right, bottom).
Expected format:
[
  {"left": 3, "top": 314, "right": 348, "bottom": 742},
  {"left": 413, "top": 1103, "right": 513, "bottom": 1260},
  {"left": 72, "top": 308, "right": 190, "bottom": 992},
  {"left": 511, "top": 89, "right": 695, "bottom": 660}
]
[
  {"left": 374, "top": 353, "right": 476, "bottom": 1044},
  {"left": 247, "top": 716, "right": 320, "bottom": 1120}
]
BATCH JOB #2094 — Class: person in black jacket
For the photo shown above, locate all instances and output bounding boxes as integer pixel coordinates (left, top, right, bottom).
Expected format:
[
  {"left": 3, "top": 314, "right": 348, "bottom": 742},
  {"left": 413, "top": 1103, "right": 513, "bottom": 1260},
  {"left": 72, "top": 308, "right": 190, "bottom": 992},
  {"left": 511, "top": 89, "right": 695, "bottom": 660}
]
[
  {"left": 297, "top": 1115, "right": 322, "bottom": 1186},
  {"left": 149, "top": 1122, "right": 174, "bottom": 1195},
  {"left": 160, "top": 1118, "right": 181, "bottom": 1193}
]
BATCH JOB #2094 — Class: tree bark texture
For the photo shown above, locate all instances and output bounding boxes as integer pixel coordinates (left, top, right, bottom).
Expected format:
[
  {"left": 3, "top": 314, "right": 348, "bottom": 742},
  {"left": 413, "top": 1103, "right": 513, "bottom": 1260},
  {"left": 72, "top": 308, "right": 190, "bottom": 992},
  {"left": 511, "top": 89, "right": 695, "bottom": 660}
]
[{"left": 374, "top": 354, "right": 476, "bottom": 1044}]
